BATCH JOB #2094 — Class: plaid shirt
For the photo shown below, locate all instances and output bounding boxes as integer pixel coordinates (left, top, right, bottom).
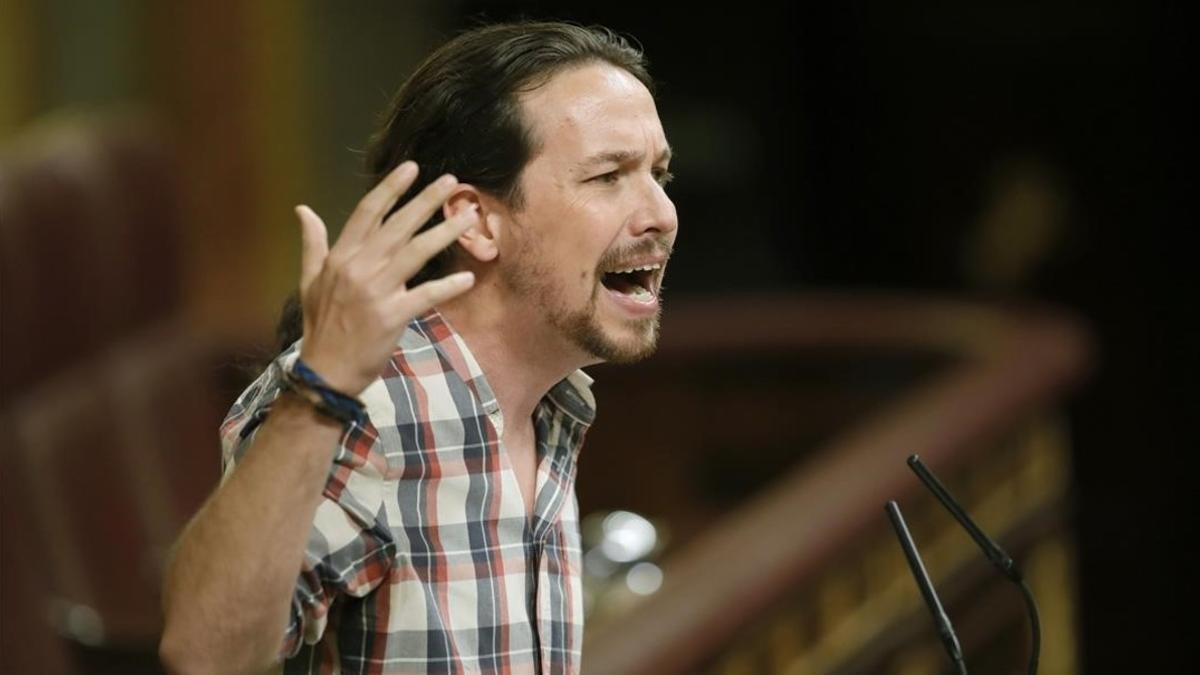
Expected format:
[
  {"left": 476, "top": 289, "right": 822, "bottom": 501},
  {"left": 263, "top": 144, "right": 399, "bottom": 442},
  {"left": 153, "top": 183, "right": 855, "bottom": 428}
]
[{"left": 220, "top": 310, "right": 595, "bottom": 674}]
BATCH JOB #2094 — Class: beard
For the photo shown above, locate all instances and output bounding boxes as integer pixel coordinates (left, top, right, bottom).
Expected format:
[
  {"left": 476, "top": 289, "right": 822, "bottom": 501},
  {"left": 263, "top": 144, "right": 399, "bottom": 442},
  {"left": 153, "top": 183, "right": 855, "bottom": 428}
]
[
  {"left": 556, "top": 290, "right": 661, "bottom": 364},
  {"left": 500, "top": 230, "right": 668, "bottom": 364}
]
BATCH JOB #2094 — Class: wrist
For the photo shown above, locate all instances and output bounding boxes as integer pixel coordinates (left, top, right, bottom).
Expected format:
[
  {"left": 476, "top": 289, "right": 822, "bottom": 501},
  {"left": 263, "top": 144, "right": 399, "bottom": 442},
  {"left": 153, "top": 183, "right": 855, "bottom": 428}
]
[
  {"left": 273, "top": 390, "right": 346, "bottom": 431},
  {"left": 298, "top": 352, "right": 366, "bottom": 396},
  {"left": 279, "top": 357, "right": 368, "bottom": 429}
]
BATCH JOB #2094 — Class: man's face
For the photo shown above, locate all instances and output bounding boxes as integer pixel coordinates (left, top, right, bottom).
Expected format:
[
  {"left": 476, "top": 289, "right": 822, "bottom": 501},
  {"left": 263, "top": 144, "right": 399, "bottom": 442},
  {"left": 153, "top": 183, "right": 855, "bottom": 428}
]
[{"left": 498, "top": 62, "right": 678, "bottom": 364}]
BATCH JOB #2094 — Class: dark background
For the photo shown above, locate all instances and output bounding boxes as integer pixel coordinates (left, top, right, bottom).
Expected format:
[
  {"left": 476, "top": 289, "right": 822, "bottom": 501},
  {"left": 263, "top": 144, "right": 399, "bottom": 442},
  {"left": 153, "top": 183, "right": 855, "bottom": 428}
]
[{"left": 458, "top": 2, "right": 1192, "bottom": 671}]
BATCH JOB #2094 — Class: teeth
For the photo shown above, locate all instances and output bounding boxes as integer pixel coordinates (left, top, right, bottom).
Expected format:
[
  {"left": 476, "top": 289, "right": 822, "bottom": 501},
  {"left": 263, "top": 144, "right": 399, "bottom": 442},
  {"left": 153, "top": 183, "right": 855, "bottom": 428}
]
[
  {"left": 629, "top": 286, "right": 654, "bottom": 303},
  {"left": 611, "top": 263, "right": 662, "bottom": 274}
]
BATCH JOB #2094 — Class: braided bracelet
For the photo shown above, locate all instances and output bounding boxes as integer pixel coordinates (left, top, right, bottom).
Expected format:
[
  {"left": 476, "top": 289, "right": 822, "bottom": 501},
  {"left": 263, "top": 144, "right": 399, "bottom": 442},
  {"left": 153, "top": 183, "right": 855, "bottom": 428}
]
[{"left": 281, "top": 357, "right": 368, "bottom": 428}]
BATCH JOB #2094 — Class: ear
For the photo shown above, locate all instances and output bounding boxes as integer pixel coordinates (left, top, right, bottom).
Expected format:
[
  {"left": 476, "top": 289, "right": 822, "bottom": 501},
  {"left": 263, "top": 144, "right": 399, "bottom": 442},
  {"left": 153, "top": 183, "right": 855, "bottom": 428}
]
[{"left": 444, "top": 186, "right": 500, "bottom": 263}]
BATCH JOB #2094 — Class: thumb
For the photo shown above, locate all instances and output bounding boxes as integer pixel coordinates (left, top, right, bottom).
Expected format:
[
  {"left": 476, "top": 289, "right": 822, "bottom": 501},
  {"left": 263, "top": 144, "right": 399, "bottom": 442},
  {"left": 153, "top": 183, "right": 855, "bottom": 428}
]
[{"left": 295, "top": 205, "right": 329, "bottom": 296}]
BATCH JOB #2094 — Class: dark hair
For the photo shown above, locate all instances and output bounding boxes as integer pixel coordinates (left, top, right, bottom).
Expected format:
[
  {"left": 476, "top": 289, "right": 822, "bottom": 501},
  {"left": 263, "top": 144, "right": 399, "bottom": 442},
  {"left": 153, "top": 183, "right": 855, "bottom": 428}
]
[{"left": 275, "top": 20, "right": 654, "bottom": 353}]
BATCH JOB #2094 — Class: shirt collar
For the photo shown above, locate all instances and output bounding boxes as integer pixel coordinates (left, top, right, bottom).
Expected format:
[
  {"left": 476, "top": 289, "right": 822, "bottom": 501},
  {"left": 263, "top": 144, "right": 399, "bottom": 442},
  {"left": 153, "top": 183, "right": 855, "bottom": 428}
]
[{"left": 410, "top": 309, "right": 597, "bottom": 428}]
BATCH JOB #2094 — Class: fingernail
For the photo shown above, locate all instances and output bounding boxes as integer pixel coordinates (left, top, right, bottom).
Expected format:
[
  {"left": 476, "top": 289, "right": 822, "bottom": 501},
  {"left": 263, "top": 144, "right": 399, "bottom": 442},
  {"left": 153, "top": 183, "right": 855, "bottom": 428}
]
[
  {"left": 457, "top": 203, "right": 480, "bottom": 221},
  {"left": 439, "top": 174, "right": 458, "bottom": 187},
  {"left": 446, "top": 271, "right": 475, "bottom": 287}
]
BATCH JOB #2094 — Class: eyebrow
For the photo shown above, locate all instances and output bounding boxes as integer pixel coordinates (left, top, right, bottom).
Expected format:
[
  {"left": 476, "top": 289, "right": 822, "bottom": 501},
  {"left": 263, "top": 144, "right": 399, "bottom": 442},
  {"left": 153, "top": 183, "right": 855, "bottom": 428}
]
[{"left": 578, "top": 145, "right": 673, "bottom": 168}]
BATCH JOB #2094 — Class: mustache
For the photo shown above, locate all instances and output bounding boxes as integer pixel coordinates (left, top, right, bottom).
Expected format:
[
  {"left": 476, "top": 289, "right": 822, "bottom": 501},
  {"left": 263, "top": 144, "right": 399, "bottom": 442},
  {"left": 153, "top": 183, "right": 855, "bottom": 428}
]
[{"left": 597, "top": 237, "right": 674, "bottom": 270}]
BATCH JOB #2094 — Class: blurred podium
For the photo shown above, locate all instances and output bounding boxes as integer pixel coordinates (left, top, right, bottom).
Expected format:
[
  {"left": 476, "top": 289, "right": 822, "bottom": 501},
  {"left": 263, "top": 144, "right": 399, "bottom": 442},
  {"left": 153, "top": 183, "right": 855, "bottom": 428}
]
[
  {"left": 580, "top": 294, "right": 1090, "bottom": 675},
  {"left": 1, "top": 113, "right": 242, "bottom": 673}
]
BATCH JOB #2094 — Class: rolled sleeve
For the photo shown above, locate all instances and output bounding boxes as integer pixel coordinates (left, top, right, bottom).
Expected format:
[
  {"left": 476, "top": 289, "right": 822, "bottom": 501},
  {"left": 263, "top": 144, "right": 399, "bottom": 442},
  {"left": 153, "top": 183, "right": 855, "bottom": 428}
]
[{"left": 281, "top": 494, "right": 395, "bottom": 657}]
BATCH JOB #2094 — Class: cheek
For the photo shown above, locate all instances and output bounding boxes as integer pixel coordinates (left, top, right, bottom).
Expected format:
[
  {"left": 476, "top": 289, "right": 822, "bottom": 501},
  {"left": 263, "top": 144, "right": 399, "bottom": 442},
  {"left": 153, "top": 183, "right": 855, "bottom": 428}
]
[{"left": 579, "top": 268, "right": 599, "bottom": 296}]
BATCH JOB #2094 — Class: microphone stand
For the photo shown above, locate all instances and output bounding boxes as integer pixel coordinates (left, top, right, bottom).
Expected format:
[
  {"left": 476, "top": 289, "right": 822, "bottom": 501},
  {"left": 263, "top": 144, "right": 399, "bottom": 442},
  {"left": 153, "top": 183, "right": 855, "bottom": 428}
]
[
  {"left": 885, "top": 500, "right": 969, "bottom": 675},
  {"left": 905, "top": 454, "right": 1041, "bottom": 675}
]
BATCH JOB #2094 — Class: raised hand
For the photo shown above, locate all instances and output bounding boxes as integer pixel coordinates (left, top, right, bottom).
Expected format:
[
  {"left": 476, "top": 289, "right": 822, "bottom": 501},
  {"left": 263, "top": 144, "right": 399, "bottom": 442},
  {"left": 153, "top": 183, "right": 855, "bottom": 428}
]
[{"left": 295, "top": 161, "right": 477, "bottom": 395}]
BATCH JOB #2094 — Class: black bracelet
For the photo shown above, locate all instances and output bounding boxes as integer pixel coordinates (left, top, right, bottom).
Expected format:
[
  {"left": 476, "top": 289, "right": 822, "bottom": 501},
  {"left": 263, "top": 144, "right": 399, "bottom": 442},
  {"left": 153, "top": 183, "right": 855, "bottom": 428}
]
[{"left": 281, "top": 357, "right": 368, "bottom": 428}]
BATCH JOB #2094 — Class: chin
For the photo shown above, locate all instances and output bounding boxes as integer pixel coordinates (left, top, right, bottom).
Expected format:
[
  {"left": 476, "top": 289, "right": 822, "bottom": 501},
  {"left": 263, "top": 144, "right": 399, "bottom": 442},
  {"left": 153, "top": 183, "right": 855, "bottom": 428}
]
[{"left": 573, "top": 315, "right": 661, "bottom": 364}]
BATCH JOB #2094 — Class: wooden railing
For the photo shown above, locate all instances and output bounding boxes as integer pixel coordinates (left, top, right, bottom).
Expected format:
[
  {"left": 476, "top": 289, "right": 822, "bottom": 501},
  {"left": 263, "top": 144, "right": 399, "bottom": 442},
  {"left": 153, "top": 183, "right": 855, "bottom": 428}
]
[{"left": 581, "top": 293, "right": 1090, "bottom": 675}]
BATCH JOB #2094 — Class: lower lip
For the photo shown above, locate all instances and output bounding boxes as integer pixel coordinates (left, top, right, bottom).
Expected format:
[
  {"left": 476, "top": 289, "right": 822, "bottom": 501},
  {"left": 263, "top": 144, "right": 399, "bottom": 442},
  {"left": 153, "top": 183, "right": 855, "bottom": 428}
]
[{"left": 602, "top": 286, "right": 659, "bottom": 316}]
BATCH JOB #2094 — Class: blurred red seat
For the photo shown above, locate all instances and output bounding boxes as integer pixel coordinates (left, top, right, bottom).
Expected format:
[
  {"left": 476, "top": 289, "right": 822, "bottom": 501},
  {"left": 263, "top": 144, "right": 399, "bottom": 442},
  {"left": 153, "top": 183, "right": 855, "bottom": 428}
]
[
  {"left": 1, "top": 112, "right": 237, "bottom": 674},
  {"left": 0, "top": 113, "right": 183, "bottom": 407},
  {"left": 2, "top": 319, "right": 232, "bottom": 672}
]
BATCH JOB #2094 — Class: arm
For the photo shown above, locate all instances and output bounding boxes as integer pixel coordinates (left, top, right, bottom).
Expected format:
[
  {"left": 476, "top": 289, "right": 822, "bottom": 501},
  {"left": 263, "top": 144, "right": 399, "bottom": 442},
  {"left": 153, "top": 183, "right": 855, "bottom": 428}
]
[{"left": 159, "top": 162, "right": 478, "bottom": 674}]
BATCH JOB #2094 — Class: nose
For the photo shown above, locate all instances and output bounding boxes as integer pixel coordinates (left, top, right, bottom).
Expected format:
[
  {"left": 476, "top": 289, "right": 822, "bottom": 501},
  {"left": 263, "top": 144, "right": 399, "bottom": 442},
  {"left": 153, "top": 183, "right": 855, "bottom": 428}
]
[{"left": 629, "top": 174, "right": 679, "bottom": 239}]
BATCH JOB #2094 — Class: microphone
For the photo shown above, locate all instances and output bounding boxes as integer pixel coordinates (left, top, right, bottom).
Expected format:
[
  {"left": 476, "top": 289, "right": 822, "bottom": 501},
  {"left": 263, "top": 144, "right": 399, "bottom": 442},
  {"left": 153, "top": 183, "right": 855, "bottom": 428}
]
[
  {"left": 885, "top": 500, "right": 969, "bottom": 675},
  {"left": 906, "top": 454, "right": 1041, "bottom": 675},
  {"left": 906, "top": 455, "right": 1019, "bottom": 581}
]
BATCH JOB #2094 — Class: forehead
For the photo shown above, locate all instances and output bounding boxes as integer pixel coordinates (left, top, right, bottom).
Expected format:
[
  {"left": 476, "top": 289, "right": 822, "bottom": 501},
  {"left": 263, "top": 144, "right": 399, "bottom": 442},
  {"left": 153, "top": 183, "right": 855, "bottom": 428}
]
[{"left": 519, "top": 63, "right": 667, "bottom": 166}]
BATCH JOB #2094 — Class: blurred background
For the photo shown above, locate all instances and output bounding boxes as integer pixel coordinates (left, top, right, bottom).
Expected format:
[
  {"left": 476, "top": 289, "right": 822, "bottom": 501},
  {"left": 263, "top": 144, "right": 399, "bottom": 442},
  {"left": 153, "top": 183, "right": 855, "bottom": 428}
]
[{"left": 1, "top": 1, "right": 1191, "bottom": 673}]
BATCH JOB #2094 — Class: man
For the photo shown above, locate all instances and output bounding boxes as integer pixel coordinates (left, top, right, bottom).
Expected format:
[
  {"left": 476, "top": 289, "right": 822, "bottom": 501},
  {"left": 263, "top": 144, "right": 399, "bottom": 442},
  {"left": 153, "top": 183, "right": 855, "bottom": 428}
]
[{"left": 160, "top": 21, "right": 677, "bottom": 674}]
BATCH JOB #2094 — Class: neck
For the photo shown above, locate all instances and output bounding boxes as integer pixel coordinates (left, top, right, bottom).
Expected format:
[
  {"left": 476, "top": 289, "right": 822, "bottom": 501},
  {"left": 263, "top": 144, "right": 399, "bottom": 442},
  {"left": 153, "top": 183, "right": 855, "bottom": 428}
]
[{"left": 436, "top": 268, "right": 592, "bottom": 429}]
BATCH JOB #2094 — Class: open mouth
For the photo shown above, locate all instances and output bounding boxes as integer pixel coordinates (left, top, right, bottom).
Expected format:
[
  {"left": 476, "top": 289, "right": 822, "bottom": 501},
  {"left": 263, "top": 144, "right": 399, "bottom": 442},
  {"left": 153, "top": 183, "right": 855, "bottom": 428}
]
[{"left": 600, "top": 263, "right": 662, "bottom": 304}]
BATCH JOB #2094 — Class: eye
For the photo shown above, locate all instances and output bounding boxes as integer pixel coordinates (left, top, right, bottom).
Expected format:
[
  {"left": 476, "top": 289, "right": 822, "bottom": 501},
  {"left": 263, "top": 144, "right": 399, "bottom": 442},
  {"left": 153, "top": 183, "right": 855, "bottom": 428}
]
[
  {"left": 653, "top": 168, "right": 675, "bottom": 187},
  {"left": 591, "top": 170, "right": 621, "bottom": 184}
]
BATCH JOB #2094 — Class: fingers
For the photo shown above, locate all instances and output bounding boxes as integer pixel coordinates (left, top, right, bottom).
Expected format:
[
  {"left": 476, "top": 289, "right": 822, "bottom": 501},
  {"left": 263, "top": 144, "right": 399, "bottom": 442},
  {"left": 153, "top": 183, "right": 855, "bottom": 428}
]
[
  {"left": 390, "top": 271, "right": 476, "bottom": 319},
  {"left": 375, "top": 173, "right": 461, "bottom": 248},
  {"left": 338, "top": 161, "right": 420, "bottom": 247},
  {"left": 380, "top": 205, "right": 480, "bottom": 288},
  {"left": 296, "top": 205, "right": 328, "bottom": 296}
]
